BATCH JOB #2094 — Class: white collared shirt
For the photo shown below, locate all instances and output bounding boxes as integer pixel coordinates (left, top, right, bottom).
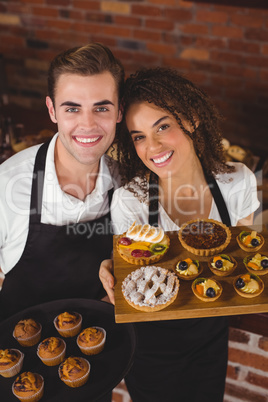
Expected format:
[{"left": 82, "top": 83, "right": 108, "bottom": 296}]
[{"left": 0, "top": 134, "right": 120, "bottom": 274}]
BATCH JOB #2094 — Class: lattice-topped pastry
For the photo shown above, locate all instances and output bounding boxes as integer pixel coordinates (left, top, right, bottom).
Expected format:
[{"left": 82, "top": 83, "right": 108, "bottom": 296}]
[
  {"left": 117, "top": 222, "right": 170, "bottom": 265},
  {"left": 122, "top": 266, "right": 179, "bottom": 312}
]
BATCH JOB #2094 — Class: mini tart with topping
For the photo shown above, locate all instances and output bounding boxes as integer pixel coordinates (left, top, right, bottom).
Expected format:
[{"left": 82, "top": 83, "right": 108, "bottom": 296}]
[
  {"left": 192, "top": 278, "right": 222, "bottom": 302},
  {"left": 208, "top": 254, "right": 237, "bottom": 277},
  {"left": 233, "top": 273, "right": 264, "bottom": 298},
  {"left": 236, "top": 230, "right": 264, "bottom": 252},
  {"left": 243, "top": 253, "right": 268, "bottom": 276},
  {"left": 117, "top": 222, "right": 170, "bottom": 265},
  {"left": 178, "top": 219, "right": 231, "bottom": 257},
  {"left": 175, "top": 258, "right": 202, "bottom": 280}
]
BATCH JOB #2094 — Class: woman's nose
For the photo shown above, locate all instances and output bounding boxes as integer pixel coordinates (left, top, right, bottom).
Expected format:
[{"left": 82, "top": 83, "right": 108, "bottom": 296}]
[{"left": 147, "top": 135, "right": 162, "bottom": 151}]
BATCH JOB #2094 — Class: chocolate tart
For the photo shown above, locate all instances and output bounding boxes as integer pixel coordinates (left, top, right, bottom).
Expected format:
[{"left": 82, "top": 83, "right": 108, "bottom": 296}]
[
  {"left": 192, "top": 277, "right": 222, "bottom": 302},
  {"left": 208, "top": 254, "right": 237, "bottom": 277},
  {"left": 236, "top": 230, "right": 264, "bottom": 252},
  {"left": 122, "top": 266, "right": 179, "bottom": 312},
  {"left": 175, "top": 258, "right": 203, "bottom": 280},
  {"left": 243, "top": 254, "right": 268, "bottom": 276},
  {"left": 233, "top": 273, "right": 264, "bottom": 298},
  {"left": 178, "top": 219, "right": 231, "bottom": 257}
]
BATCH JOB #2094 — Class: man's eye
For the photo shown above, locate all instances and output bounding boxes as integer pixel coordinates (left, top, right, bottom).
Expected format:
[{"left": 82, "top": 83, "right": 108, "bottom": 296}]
[
  {"left": 96, "top": 106, "right": 108, "bottom": 112},
  {"left": 66, "top": 107, "right": 79, "bottom": 113}
]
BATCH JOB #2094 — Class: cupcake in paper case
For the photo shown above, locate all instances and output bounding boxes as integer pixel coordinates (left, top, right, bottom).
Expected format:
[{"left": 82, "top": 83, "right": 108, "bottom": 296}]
[
  {"left": 77, "top": 327, "right": 106, "bottom": 356},
  {"left": 0, "top": 349, "right": 24, "bottom": 378},
  {"left": 37, "top": 337, "right": 66, "bottom": 366},
  {"left": 53, "top": 311, "right": 82, "bottom": 338},
  {"left": 13, "top": 319, "right": 42, "bottom": 347},
  {"left": 12, "top": 372, "right": 44, "bottom": 402},
  {"left": 59, "top": 356, "right": 90, "bottom": 388}
]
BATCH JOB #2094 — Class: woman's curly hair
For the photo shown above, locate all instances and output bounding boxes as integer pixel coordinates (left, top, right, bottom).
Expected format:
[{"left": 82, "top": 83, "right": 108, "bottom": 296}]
[{"left": 115, "top": 67, "right": 233, "bottom": 199}]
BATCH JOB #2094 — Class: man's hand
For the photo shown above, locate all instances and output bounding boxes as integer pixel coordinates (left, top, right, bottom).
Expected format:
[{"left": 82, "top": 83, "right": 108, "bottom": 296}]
[{"left": 99, "top": 259, "right": 115, "bottom": 305}]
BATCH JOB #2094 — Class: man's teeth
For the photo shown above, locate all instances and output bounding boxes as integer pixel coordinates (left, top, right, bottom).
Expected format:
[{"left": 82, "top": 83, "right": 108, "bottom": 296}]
[
  {"left": 76, "top": 136, "right": 100, "bottom": 143},
  {"left": 152, "top": 151, "right": 173, "bottom": 164}
]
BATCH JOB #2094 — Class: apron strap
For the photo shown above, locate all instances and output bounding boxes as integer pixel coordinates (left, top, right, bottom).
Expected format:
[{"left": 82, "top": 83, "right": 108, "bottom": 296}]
[
  {"left": 203, "top": 171, "right": 231, "bottom": 227},
  {"left": 148, "top": 171, "right": 231, "bottom": 227},
  {"left": 29, "top": 140, "right": 51, "bottom": 225},
  {"left": 149, "top": 172, "right": 159, "bottom": 227},
  {"left": 29, "top": 139, "right": 115, "bottom": 225}
]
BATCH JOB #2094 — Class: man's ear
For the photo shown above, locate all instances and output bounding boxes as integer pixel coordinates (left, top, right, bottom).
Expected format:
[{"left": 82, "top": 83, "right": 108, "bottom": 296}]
[
  {"left": 46, "top": 96, "right": 57, "bottom": 124},
  {"left": 116, "top": 104, "right": 123, "bottom": 123}
]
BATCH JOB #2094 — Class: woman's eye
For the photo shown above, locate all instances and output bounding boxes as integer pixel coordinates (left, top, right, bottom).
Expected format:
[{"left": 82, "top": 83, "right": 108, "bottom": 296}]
[
  {"left": 132, "top": 135, "right": 144, "bottom": 142},
  {"left": 158, "top": 124, "right": 169, "bottom": 132}
]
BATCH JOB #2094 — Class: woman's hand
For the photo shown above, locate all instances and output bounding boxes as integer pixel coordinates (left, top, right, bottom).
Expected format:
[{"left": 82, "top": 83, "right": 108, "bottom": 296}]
[{"left": 99, "top": 259, "right": 115, "bottom": 305}]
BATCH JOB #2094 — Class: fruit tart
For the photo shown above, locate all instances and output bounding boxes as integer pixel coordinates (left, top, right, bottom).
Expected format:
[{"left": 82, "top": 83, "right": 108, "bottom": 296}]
[
  {"left": 117, "top": 222, "right": 170, "bottom": 265},
  {"left": 236, "top": 230, "right": 264, "bottom": 252},
  {"left": 192, "top": 278, "right": 222, "bottom": 302},
  {"left": 122, "top": 265, "right": 179, "bottom": 312},
  {"left": 233, "top": 273, "right": 264, "bottom": 298},
  {"left": 243, "top": 253, "right": 268, "bottom": 276},
  {"left": 208, "top": 254, "right": 237, "bottom": 277},
  {"left": 178, "top": 219, "right": 231, "bottom": 256},
  {"left": 175, "top": 258, "right": 202, "bottom": 280}
]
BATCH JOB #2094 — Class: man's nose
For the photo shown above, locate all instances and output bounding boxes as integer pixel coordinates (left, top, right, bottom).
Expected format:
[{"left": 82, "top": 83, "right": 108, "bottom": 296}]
[{"left": 79, "top": 112, "right": 97, "bottom": 129}]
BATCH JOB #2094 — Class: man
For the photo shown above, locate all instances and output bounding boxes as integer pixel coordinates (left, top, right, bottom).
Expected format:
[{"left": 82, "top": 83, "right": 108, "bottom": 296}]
[{"left": 0, "top": 43, "right": 124, "bottom": 321}]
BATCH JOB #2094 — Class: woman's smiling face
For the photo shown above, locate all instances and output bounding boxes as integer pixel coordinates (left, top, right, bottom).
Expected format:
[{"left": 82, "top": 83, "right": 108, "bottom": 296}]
[{"left": 126, "top": 101, "right": 196, "bottom": 179}]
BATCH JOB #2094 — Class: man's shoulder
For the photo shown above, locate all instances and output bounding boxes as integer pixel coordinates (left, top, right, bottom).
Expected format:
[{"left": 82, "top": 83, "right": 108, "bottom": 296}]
[
  {"left": 103, "top": 154, "right": 121, "bottom": 188},
  {"left": 0, "top": 144, "right": 41, "bottom": 177}
]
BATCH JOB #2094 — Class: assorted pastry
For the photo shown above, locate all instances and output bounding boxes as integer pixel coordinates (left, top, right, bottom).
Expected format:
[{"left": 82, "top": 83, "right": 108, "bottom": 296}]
[
  {"left": 77, "top": 327, "right": 106, "bottom": 356},
  {"left": 234, "top": 273, "right": 264, "bottom": 298},
  {"left": 192, "top": 278, "right": 222, "bottom": 302},
  {"left": 117, "top": 222, "right": 170, "bottom": 265},
  {"left": 208, "top": 254, "right": 237, "bottom": 276},
  {"left": 243, "top": 253, "right": 268, "bottom": 275},
  {"left": 13, "top": 318, "right": 42, "bottom": 347},
  {"left": 175, "top": 258, "right": 202, "bottom": 280},
  {"left": 178, "top": 219, "right": 231, "bottom": 256},
  {"left": 58, "top": 356, "right": 90, "bottom": 388},
  {"left": 236, "top": 230, "right": 264, "bottom": 252},
  {"left": 122, "top": 265, "right": 179, "bottom": 312}
]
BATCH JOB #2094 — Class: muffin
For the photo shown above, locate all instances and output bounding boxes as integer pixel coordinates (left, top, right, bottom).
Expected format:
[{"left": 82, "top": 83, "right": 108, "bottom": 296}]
[
  {"left": 175, "top": 258, "right": 202, "bottom": 280},
  {"left": 208, "top": 254, "right": 237, "bottom": 277},
  {"left": 236, "top": 230, "right": 264, "bottom": 252},
  {"left": 243, "top": 253, "right": 268, "bottom": 275},
  {"left": 77, "top": 327, "right": 106, "bottom": 356},
  {"left": 13, "top": 319, "right": 42, "bottom": 347},
  {"left": 59, "top": 356, "right": 90, "bottom": 388},
  {"left": 0, "top": 349, "right": 24, "bottom": 378},
  {"left": 116, "top": 222, "right": 170, "bottom": 265},
  {"left": 53, "top": 311, "right": 82, "bottom": 338},
  {"left": 192, "top": 277, "right": 222, "bottom": 302},
  {"left": 233, "top": 273, "right": 264, "bottom": 298},
  {"left": 12, "top": 372, "right": 44, "bottom": 402},
  {"left": 178, "top": 219, "right": 231, "bottom": 256},
  {"left": 37, "top": 337, "right": 66, "bottom": 366},
  {"left": 122, "top": 265, "right": 179, "bottom": 312}
]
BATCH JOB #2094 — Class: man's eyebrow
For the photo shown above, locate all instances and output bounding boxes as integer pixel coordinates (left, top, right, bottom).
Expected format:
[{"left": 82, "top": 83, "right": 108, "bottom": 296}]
[
  {"left": 60, "top": 100, "right": 115, "bottom": 107},
  {"left": 130, "top": 116, "right": 169, "bottom": 135}
]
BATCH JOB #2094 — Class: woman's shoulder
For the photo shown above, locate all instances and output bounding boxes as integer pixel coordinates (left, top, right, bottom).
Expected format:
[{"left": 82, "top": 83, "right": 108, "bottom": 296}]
[{"left": 216, "top": 161, "right": 255, "bottom": 184}]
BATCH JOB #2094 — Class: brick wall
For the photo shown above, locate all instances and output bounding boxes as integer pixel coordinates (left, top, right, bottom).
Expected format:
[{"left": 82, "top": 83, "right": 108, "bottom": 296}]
[{"left": 0, "top": 0, "right": 268, "bottom": 156}]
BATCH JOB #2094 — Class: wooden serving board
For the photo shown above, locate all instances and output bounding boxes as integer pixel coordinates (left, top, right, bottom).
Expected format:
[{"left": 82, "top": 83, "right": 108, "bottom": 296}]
[{"left": 114, "top": 226, "right": 268, "bottom": 323}]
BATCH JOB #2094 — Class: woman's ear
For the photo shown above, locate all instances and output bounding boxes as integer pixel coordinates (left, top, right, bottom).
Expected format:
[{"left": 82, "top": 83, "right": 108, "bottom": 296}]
[{"left": 46, "top": 96, "right": 57, "bottom": 124}]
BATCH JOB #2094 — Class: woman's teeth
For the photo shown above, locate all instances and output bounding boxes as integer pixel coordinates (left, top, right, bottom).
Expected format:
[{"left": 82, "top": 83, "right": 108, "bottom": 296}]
[
  {"left": 152, "top": 151, "right": 173, "bottom": 164},
  {"left": 76, "top": 136, "right": 100, "bottom": 143}
]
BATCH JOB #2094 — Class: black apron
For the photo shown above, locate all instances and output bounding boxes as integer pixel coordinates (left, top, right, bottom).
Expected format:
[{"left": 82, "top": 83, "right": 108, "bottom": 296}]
[
  {"left": 0, "top": 141, "right": 114, "bottom": 321},
  {"left": 125, "top": 172, "right": 230, "bottom": 402}
]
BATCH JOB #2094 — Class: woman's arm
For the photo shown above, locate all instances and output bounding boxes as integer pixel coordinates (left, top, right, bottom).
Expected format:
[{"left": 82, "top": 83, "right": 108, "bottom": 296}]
[{"left": 236, "top": 212, "right": 254, "bottom": 227}]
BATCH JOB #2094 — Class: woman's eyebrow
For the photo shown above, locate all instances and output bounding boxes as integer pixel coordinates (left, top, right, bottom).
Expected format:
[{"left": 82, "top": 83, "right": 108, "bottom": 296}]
[{"left": 130, "top": 116, "right": 169, "bottom": 135}]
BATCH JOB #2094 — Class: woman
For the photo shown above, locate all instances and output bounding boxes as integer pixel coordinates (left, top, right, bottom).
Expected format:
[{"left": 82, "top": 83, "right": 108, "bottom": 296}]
[{"left": 100, "top": 67, "right": 260, "bottom": 402}]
